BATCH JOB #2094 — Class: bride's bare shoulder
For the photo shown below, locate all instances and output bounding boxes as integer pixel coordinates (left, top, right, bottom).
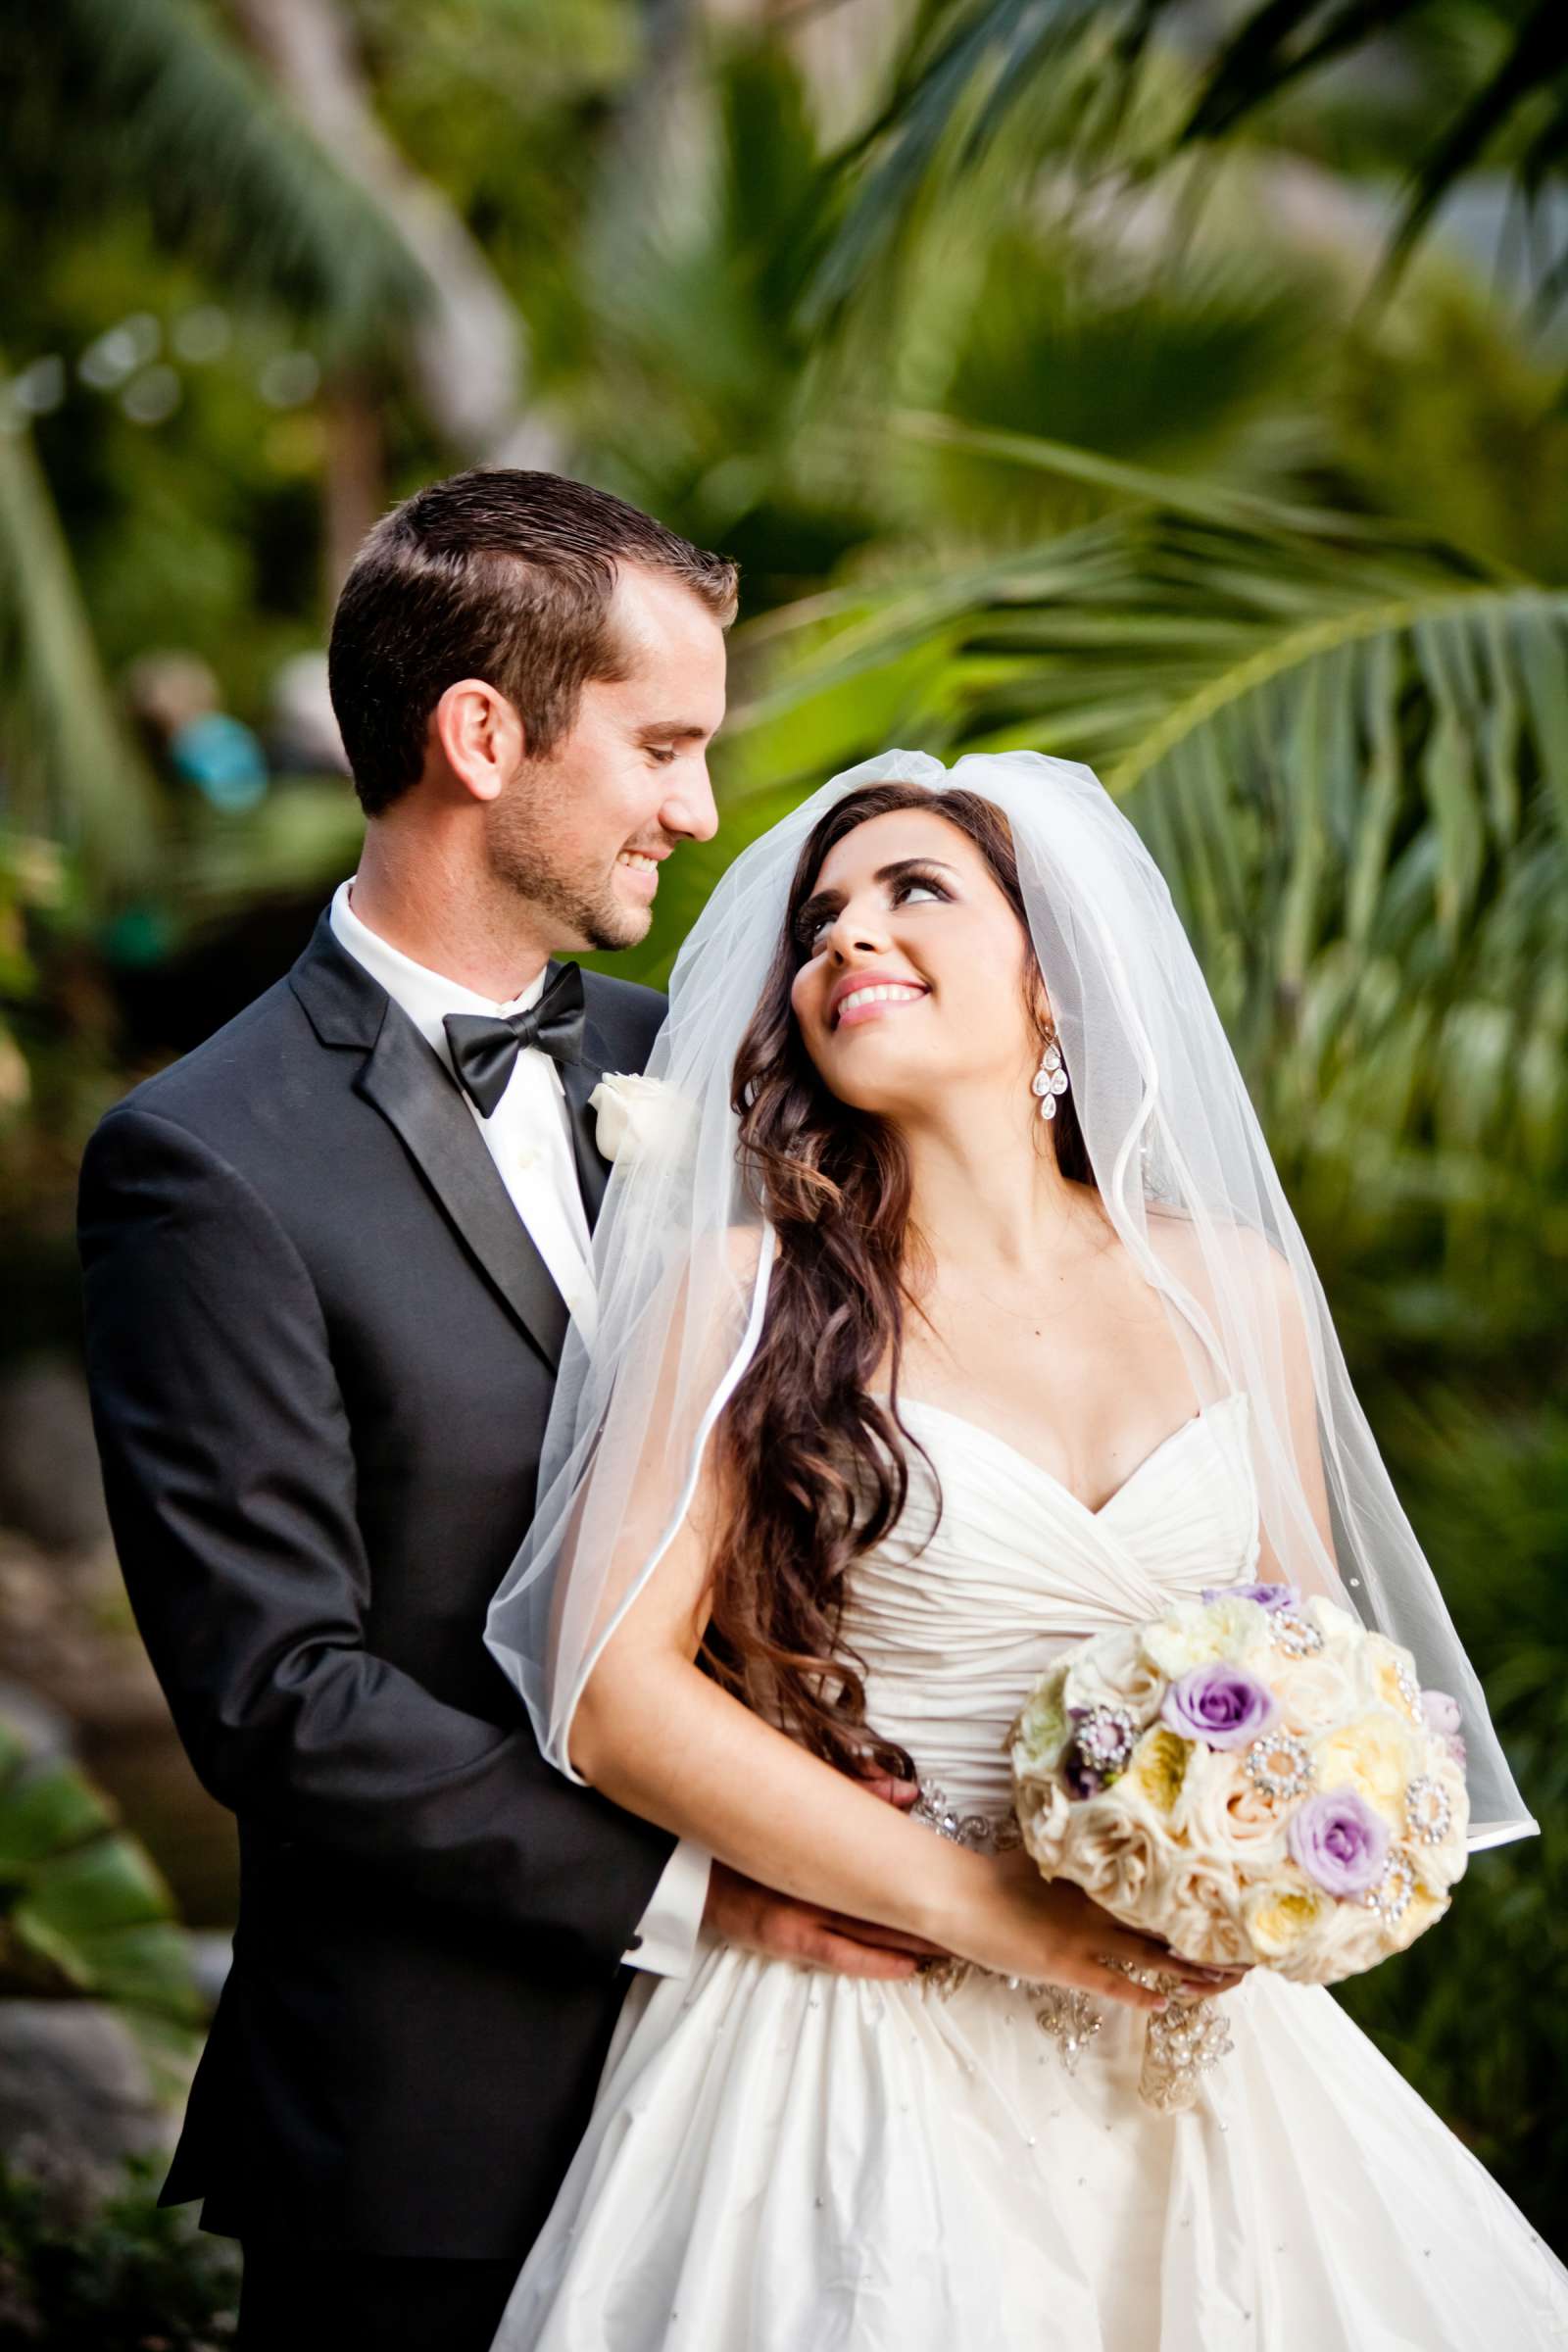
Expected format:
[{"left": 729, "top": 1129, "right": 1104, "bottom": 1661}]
[{"left": 1143, "top": 1202, "right": 1302, "bottom": 1318}]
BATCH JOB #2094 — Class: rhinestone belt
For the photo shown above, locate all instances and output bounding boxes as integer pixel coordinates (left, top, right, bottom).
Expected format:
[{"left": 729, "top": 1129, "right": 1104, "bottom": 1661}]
[{"left": 909, "top": 1779, "right": 1234, "bottom": 2104}]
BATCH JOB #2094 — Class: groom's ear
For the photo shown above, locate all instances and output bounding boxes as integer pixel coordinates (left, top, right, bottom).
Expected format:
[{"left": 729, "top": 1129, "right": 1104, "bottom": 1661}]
[{"left": 432, "top": 676, "right": 526, "bottom": 804}]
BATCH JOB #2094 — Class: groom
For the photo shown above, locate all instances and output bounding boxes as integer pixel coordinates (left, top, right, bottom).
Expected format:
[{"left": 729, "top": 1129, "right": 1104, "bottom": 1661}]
[{"left": 78, "top": 470, "right": 927, "bottom": 2352}]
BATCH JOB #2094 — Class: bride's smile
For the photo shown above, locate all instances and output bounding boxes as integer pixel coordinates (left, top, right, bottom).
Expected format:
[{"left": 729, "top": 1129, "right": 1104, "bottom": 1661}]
[
  {"left": 789, "top": 804, "right": 1039, "bottom": 1114},
  {"left": 828, "top": 970, "right": 930, "bottom": 1029}
]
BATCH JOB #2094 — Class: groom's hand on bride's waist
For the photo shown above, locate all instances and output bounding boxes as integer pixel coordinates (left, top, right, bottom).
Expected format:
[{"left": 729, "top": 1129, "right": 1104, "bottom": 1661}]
[
  {"left": 701, "top": 1773, "right": 951, "bottom": 1979},
  {"left": 701, "top": 1862, "right": 949, "bottom": 1978}
]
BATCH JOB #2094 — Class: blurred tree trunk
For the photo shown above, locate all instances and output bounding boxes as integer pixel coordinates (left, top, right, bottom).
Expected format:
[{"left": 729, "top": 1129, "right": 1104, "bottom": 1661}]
[
  {"left": 320, "top": 373, "right": 384, "bottom": 598},
  {"left": 227, "top": 0, "right": 561, "bottom": 469},
  {"left": 0, "top": 387, "right": 160, "bottom": 904}
]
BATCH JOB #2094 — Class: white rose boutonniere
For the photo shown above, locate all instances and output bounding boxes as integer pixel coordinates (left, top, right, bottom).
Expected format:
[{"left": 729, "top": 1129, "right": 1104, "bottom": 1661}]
[{"left": 589, "top": 1071, "right": 698, "bottom": 1168}]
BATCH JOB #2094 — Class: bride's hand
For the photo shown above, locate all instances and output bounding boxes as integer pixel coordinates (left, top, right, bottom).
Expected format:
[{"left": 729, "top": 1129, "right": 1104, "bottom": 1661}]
[{"left": 956, "top": 1850, "right": 1233, "bottom": 2012}]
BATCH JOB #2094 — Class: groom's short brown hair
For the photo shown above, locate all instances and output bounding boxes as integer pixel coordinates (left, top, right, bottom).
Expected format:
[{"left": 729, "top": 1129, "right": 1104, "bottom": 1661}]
[{"left": 329, "top": 469, "right": 739, "bottom": 815}]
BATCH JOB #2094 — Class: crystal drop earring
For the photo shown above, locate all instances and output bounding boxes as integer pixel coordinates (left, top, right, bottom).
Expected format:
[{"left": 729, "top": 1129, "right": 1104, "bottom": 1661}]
[{"left": 1031, "top": 1035, "right": 1070, "bottom": 1121}]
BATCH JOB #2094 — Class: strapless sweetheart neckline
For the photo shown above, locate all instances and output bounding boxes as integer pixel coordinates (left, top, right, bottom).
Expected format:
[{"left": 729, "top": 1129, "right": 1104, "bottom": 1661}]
[{"left": 884, "top": 1390, "right": 1246, "bottom": 1525}]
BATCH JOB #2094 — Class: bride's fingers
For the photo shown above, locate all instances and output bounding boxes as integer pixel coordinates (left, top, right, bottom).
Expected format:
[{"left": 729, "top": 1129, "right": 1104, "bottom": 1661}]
[
  {"left": 814, "top": 1911, "right": 948, "bottom": 1957},
  {"left": 1081, "top": 1963, "right": 1169, "bottom": 2014},
  {"left": 1088, "top": 1938, "right": 1245, "bottom": 2005},
  {"left": 1102, "top": 1925, "right": 1181, "bottom": 1977},
  {"left": 1085, "top": 1935, "right": 1193, "bottom": 2005}
]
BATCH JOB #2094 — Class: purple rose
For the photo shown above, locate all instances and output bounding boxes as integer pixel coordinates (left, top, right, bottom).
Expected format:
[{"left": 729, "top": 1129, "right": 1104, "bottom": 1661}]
[
  {"left": 1420, "top": 1690, "right": 1461, "bottom": 1740},
  {"left": 1201, "top": 1580, "right": 1298, "bottom": 1613},
  {"left": 1161, "top": 1662, "right": 1278, "bottom": 1750},
  {"left": 1419, "top": 1690, "right": 1466, "bottom": 1771},
  {"left": 1287, "top": 1788, "right": 1390, "bottom": 1896}
]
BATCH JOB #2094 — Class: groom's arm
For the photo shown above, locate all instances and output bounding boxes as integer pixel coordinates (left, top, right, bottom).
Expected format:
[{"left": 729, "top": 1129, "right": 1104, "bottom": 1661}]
[{"left": 77, "top": 1100, "right": 673, "bottom": 1978}]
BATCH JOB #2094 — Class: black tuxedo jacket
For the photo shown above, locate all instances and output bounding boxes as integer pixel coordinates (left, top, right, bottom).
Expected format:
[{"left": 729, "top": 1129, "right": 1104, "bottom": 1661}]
[{"left": 76, "top": 913, "right": 678, "bottom": 2260}]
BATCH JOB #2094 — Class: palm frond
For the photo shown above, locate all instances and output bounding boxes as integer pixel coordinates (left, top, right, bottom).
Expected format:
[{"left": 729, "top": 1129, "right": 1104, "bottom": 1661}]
[
  {"left": 807, "top": 0, "right": 1568, "bottom": 323},
  {"left": 3, "top": 0, "right": 433, "bottom": 356},
  {"left": 803, "top": 0, "right": 1146, "bottom": 332},
  {"left": 0, "top": 397, "right": 161, "bottom": 903},
  {"left": 1373, "top": 0, "right": 1568, "bottom": 310}
]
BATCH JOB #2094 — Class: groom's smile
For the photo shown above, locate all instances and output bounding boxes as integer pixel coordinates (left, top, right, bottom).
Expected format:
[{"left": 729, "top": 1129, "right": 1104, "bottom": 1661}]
[
  {"left": 614, "top": 843, "right": 671, "bottom": 905},
  {"left": 484, "top": 562, "right": 728, "bottom": 956}
]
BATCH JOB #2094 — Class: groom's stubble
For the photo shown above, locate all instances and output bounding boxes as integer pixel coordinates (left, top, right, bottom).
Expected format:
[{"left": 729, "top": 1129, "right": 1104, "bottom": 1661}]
[{"left": 481, "top": 761, "right": 653, "bottom": 956}]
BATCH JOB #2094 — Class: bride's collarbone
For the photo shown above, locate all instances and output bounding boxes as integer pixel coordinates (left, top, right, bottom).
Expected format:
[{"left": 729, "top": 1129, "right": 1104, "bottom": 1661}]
[{"left": 880, "top": 1331, "right": 1204, "bottom": 1510}]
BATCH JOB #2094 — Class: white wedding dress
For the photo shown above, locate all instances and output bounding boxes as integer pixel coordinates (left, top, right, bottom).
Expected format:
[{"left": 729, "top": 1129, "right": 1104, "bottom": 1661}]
[{"left": 493, "top": 1392, "right": 1568, "bottom": 2350}]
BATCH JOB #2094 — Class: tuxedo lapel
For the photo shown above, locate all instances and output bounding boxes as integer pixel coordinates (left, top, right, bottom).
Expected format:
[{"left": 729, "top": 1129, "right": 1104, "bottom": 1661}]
[
  {"left": 291, "top": 917, "right": 568, "bottom": 1370},
  {"left": 560, "top": 1057, "right": 610, "bottom": 1229},
  {"left": 357, "top": 1009, "right": 568, "bottom": 1370}
]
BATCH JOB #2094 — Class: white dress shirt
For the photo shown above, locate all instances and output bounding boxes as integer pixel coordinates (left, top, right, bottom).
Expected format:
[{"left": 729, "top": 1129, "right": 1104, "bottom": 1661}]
[{"left": 329, "top": 880, "right": 710, "bottom": 1977}]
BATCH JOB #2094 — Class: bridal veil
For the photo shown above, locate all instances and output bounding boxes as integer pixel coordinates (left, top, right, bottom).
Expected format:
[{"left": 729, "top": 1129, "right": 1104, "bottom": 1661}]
[{"left": 485, "top": 749, "right": 1534, "bottom": 1850}]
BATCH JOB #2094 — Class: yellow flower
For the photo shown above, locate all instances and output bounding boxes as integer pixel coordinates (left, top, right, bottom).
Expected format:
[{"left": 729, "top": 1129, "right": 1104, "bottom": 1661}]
[
  {"left": 1126, "top": 1727, "right": 1191, "bottom": 1816},
  {"left": 1246, "top": 1883, "right": 1331, "bottom": 1962},
  {"left": 1313, "top": 1714, "right": 1419, "bottom": 1826},
  {"left": 1364, "top": 1635, "right": 1422, "bottom": 1722}
]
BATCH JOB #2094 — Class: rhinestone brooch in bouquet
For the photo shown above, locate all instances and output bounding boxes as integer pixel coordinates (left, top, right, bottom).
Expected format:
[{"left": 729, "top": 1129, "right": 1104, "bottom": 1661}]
[{"left": 1009, "top": 1582, "right": 1470, "bottom": 2111}]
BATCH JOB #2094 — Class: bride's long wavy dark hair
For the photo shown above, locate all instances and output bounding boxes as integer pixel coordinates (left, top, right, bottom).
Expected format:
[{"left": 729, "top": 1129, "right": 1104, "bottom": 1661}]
[{"left": 700, "top": 780, "right": 1096, "bottom": 1780}]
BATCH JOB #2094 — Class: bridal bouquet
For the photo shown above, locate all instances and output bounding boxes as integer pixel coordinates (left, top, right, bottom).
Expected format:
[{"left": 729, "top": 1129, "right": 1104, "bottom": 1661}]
[{"left": 1009, "top": 1583, "right": 1469, "bottom": 2109}]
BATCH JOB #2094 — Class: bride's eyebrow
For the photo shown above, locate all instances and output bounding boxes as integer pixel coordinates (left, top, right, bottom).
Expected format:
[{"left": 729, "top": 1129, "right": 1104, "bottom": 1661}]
[{"left": 794, "top": 857, "right": 959, "bottom": 941}]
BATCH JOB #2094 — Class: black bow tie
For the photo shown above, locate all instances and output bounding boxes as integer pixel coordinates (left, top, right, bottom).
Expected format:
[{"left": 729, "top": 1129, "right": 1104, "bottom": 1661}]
[{"left": 443, "top": 963, "right": 587, "bottom": 1119}]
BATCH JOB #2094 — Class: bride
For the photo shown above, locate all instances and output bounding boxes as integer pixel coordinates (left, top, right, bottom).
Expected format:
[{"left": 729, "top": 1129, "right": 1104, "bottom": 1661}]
[{"left": 485, "top": 749, "right": 1567, "bottom": 2348}]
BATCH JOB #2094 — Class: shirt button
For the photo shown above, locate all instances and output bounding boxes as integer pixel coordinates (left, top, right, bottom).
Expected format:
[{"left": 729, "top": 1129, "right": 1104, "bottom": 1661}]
[{"left": 514, "top": 1145, "right": 539, "bottom": 1171}]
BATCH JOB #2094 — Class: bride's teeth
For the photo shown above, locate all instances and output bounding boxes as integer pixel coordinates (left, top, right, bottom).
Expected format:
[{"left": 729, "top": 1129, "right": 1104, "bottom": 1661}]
[{"left": 837, "top": 983, "right": 925, "bottom": 1021}]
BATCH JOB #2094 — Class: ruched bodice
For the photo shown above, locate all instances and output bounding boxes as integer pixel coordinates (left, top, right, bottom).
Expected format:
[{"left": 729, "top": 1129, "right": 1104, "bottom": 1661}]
[{"left": 843, "top": 1392, "right": 1260, "bottom": 1822}]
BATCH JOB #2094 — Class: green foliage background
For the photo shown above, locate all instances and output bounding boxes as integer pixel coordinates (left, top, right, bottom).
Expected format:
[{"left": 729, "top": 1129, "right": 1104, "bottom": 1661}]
[{"left": 2, "top": 0, "right": 1565, "bottom": 2273}]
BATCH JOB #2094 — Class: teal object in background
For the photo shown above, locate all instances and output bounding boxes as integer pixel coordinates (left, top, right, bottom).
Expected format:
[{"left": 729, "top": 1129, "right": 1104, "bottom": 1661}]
[{"left": 169, "top": 714, "right": 268, "bottom": 812}]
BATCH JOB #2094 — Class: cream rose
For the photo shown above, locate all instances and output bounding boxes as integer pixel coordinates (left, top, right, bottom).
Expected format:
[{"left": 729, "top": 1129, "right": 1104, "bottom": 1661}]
[
  {"left": 1272, "top": 1654, "right": 1359, "bottom": 1737},
  {"left": 1015, "top": 1776, "right": 1072, "bottom": 1875},
  {"left": 1160, "top": 1854, "right": 1252, "bottom": 1967},
  {"left": 1301, "top": 1592, "right": 1364, "bottom": 1654},
  {"left": 1058, "top": 1798, "right": 1174, "bottom": 1924},
  {"left": 1174, "top": 1745, "right": 1289, "bottom": 1873},
  {"left": 1142, "top": 1595, "right": 1270, "bottom": 1680},
  {"left": 589, "top": 1072, "right": 698, "bottom": 1167},
  {"left": 1062, "top": 1629, "right": 1165, "bottom": 1727}
]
